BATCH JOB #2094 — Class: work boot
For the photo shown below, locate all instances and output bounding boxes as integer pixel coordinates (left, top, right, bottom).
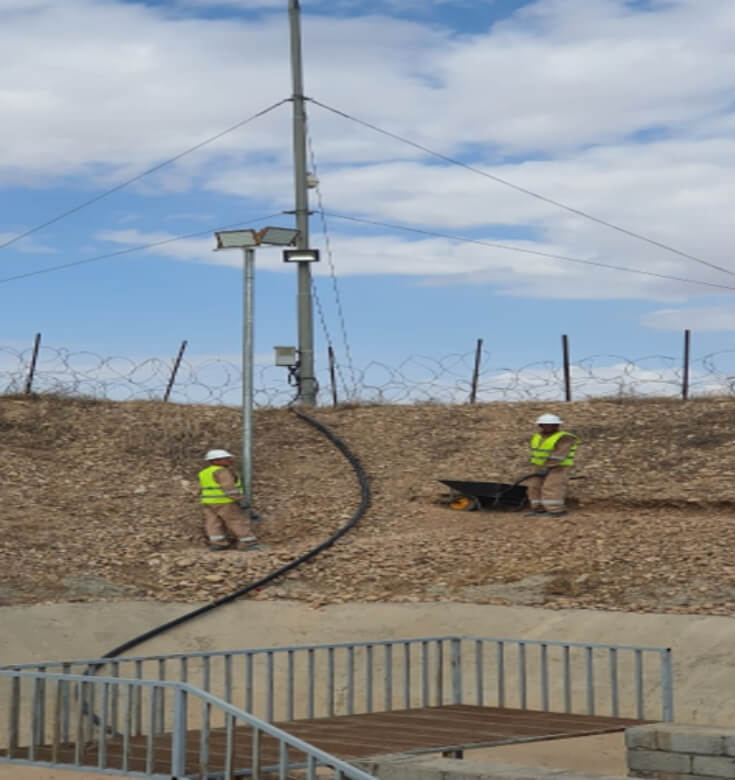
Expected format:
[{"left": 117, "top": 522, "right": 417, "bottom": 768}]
[{"left": 236, "top": 537, "right": 261, "bottom": 552}]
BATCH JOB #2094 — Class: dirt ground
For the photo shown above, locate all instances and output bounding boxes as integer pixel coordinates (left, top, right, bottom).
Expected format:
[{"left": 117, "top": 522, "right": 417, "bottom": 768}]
[{"left": 3, "top": 395, "right": 735, "bottom": 616}]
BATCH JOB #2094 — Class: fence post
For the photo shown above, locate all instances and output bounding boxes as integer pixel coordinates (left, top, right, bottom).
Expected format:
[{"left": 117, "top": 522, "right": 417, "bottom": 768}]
[
  {"left": 163, "top": 340, "right": 187, "bottom": 402},
  {"left": 562, "top": 334, "right": 571, "bottom": 402},
  {"left": 328, "top": 346, "right": 338, "bottom": 407},
  {"left": 24, "top": 333, "right": 41, "bottom": 394},
  {"left": 682, "top": 329, "right": 690, "bottom": 401},
  {"left": 469, "top": 338, "right": 483, "bottom": 404}
]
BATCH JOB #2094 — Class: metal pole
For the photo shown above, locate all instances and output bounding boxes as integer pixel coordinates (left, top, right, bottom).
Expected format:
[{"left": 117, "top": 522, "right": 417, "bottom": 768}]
[
  {"left": 469, "top": 338, "right": 483, "bottom": 404},
  {"left": 682, "top": 329, "right": 690, "bottom": 401},
  {"left": 289, "top": 0, "right": 317, "bottom": 405},
  {"left": 163, "top": 339, "right": 187, "bottom": 402},
  {"left": 24, "top": 332, "right": 41, "bottom": 394},
  {"left": 562, "top": 334, "right": 572, "bottom": 402},
  {"left": 242, "top": 248, "right": 255, "bottom": 503}
]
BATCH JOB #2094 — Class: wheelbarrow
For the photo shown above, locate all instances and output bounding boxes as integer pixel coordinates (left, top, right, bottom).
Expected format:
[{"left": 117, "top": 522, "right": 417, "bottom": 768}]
[{"left": 438, "top": 476, "right": 532, "bottom": 512}]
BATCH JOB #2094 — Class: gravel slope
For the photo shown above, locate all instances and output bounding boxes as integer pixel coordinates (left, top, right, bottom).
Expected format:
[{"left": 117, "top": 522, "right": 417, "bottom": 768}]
[{"left": 2, "top": 394, "right": 734, "bottom": 615}]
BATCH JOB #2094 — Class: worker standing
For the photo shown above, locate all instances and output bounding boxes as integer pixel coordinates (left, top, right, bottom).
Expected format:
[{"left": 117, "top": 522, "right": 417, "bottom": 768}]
[
  {"left": 198, "top": 449, "right": 260, "bottom": 551},
  {"left": 524, "top": 414, "right": 580, "bottom": 518}
]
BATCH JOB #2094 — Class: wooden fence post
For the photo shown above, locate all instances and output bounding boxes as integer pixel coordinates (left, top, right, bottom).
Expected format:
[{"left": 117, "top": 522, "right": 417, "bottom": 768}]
[
  {"left": 328, "top": 346, "right": 338, "bottom": 408},
  {"left": 682, "top": 329, "right": 691, "bottom": 401},
  {"left": 24, "top": 333, "right": 41, "bottom": 394},
  {"left": 562, "top": 334, "right": 571, "bottom": 402},
  {"left": 163, "top": 340, "right": 187, "bottom": 402},
  {"left": 469, "top": 338, "right": 483, "bottom": 404}
]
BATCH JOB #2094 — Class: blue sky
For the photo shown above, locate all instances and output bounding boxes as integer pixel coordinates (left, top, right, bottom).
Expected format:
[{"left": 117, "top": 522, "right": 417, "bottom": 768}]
[{"left": 2, "top": 0, "right": 735, "bottom": 401}]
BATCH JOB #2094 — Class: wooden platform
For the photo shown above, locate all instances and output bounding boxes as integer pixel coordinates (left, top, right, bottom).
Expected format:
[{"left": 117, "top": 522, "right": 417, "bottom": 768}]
[{"left": 2, "top": 704, "right": 649, "bottom": 775}]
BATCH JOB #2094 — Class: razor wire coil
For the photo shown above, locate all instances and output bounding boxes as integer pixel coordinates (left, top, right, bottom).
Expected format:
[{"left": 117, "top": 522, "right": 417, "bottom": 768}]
[{"left": 2, "top": 344, "right": 735, "bottom": 406}]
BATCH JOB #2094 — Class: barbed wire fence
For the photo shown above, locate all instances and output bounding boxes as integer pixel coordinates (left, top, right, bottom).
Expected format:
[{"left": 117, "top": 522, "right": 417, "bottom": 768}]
[{"left": 2, "top": 333, "right": 735, "bottom": 407}]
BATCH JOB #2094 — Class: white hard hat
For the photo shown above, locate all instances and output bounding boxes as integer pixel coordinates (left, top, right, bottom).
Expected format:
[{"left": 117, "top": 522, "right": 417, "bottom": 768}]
[
  {"left": 205, "top": 449, "right": 234, "bottom": 461},
  {"left": 536, "top": 413, "right": 562, "bottom": 425}
]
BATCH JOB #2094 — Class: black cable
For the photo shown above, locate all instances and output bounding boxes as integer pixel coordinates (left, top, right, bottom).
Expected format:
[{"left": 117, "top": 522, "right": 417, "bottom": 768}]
[
  {"left": 88, "top": 408, "right": 370, "bottom": 666},
  {"left": 0, "top": 98, "right": 291, "bottom": 252},
  {"left": 309, "top": 97, "right": 735, "bottom": 280},
  {"left": 0, "top": 211, "right": 288, "bottom": 284},
  {"left": 325, "top": 211, "right": 735, "bottom": 293}
]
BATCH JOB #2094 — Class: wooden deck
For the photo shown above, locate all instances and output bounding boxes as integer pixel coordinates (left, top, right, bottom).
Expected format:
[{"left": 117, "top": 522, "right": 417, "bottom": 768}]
[{"left": 2, "top": 704, "right": 649, "bottom": 776}]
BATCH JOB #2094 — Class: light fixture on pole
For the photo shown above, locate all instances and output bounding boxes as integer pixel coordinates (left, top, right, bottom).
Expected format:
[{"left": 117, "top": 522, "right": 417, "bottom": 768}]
[
  {"left": 214, "top": 230, "right": 259, "bottom": 249},
  {"left": 283, "top": 248, "right": 320, "bottom": 263},
  {"left": 213, "top": 226, "right": 301, "bottom": 508}
]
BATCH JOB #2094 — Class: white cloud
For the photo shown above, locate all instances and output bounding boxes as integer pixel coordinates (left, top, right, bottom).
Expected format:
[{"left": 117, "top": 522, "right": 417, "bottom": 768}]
[
  {"left": 3, "top": 0, "right": 735, "bottom": 303},
  {"left": 94, "top": 224, "right": 716, "bottom": 301},
  {"left": 176, "top": 0, "right": 285, "bottom": 7},
  {"left": 642, "top": 307, "right": 735, "bottom": 332}
]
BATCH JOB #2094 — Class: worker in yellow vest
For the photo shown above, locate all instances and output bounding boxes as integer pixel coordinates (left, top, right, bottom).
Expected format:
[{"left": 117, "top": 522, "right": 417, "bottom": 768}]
[
  {"left": 198, "top": 449, "right": 260, "bottom": 551},
  {"left": 524, "top": 413, "right": 580, "bottom": 518}
]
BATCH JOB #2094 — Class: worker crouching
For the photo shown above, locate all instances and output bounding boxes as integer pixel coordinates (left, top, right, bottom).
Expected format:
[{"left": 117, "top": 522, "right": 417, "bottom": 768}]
[
  {"left": 524, "top": 414, "right": 580, "bottom": 518},
  {"left": 198, "top": 449, "right": 261, "bottom": 551}
]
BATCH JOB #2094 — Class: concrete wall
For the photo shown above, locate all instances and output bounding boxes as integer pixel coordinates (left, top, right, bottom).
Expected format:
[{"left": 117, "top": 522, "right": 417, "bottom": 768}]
[
  {"left": 355, "top": 753, "right": 628, "bottom": 779},
  {"left": 627, "top": 723, "right": 735, "bottom": 779}
]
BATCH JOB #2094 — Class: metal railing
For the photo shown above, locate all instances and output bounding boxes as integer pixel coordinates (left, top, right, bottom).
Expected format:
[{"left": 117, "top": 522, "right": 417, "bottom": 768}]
[
  {"left": 0, "top": 669, "right": 377, "bottom": 779},
  {"left": 1, "top": 635, "right": 674, "bottom": 729},
  {"left": 462, "top": 636, "right": 673, "bottom": 721}
]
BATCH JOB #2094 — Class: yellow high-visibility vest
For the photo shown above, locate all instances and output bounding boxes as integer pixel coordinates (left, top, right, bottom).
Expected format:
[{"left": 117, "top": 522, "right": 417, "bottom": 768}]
[
  {"left": 529, "top": 431, "right": 579, "bottom": 467},
  {"left": 198, "top": 465, "right": 243, "bottom": 505}
]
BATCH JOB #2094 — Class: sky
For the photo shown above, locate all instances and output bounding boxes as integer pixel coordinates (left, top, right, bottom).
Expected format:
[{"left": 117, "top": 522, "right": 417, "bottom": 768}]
[{"left": 2, "top": 0, "right": 735, "bottom": 403}]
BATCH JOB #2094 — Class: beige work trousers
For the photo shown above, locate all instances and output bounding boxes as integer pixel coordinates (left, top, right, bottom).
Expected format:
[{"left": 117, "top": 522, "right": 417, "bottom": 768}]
[
  {"left": 525, "top": 468, "right": 571, "bottom": 513},
  {"left": 202, "top": 503, "right": 255, "bottom": 543}
]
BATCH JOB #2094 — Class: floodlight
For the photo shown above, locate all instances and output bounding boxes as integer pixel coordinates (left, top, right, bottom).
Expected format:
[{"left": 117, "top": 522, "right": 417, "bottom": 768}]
[
  {"left": 274, "top": 346, "right": 297, "bottom": 367},
  {"left": 214, "top": 229, "right": 258, "bottom": 249},
  {"left": 258, "top": 226, "right": 301, "bottom": 246},
  {"left": 283, "top": 248, "right": 320, "bottom": 263}
]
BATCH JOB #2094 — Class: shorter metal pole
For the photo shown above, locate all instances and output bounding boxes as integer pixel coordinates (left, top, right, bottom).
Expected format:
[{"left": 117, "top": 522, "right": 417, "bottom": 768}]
[
  {"left": 682, "top": 329, "right": 691, "bottom": 401},
  {"left": 328, "top": 346, "right": 338, "bottom": 407},
  {"left": 243, "top": 248, "right": 255, "bottom": 503},
  {"left": 562, "top": 334, "right": 571, "bottom": 402},
  {"left": 163, "top": 340, "right": 187, "bottom": 402},
  {"left": 469, "top": 338, "right": 483, "bottom": 404},
  {"left": 24, "top": 333, "right": 41, "bottom": 394}
]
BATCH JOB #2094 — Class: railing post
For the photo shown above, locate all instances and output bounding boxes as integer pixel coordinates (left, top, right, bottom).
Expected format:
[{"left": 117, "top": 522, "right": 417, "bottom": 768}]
[
  {"left": 682, "top": 329, "right": 690, "bottom": 401},
  {"left": 24, "top": 333, "right": 41, "bottom": 395},
  {"left": 171, "top": 686, "right": 188, "bottom": 777},
  {"left": 661, "top": 649, "right": 674, "bottom": 722},
  {"left": 562, "top": 334, "right": 571, "bottom": 402},
  {"left": 451, "top": 638, "right": 462, "bottom": 704},
  {"left": 469, "top": 338, "right": 483, "bottom": 404},
  {"left": 252, "top": 725, "right": 262, "bottom": 780},
  {"left": 163, "top": 339, "right": 187, "bottom": 402},
  {"left": 8, "top": 675, "right": 20, "bottom": 757}
]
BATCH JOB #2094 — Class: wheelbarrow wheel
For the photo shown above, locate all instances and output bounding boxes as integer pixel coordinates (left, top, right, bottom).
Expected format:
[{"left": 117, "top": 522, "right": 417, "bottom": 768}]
[{"left": 448, "top": 495, "right": 479, "bottom": 511}]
